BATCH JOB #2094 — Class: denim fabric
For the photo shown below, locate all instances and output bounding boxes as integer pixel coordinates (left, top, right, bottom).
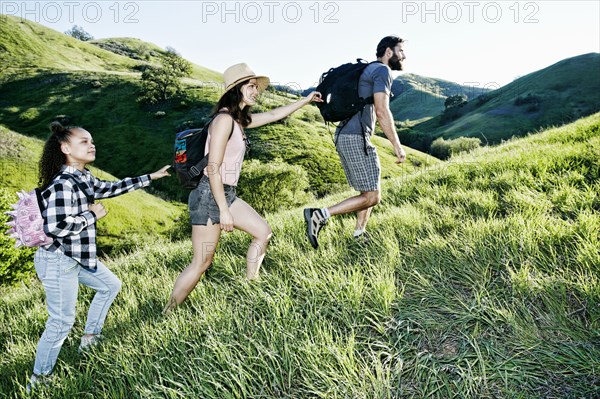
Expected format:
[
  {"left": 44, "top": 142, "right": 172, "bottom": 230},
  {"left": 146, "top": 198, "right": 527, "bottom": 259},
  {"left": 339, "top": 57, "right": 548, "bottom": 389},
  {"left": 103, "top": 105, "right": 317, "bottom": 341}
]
[
  {"left": 32, "top": 248, "right": 121, "bottom": 375},
  {"left": 189, "top": 175, "right": 237, "bottom": 225}
]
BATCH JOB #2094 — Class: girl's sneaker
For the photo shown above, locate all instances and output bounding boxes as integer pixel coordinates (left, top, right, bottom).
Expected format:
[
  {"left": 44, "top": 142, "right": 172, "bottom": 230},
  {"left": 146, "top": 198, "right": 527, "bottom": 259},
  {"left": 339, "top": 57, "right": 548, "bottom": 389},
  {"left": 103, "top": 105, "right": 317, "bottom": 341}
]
[
  {"left": 78, "top": 334, "right": 103, "bottom": 353},
  {"left": 26, "top": 374, "right": 52, "bottom": 393}
]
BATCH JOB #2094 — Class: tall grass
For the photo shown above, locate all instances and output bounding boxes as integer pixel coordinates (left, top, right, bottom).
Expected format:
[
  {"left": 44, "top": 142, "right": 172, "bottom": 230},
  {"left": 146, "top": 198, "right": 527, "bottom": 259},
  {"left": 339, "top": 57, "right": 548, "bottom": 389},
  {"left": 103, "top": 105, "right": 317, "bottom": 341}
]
[{"left": 0, "top": 114, "right": 598, "bottom": 398}]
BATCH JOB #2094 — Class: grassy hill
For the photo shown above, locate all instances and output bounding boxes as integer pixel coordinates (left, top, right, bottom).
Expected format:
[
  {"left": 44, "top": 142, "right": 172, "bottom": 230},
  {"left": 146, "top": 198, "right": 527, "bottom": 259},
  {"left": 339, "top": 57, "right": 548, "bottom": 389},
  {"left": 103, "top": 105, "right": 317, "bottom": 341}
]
[
  {"left": 390, "top": 74, "right": 491, "bottom": 123},
  {"left": 90, "top": 37, "right": 222, "bottom": 83},
  {"left": 0, "top": 15, "right": 438, "bottom": 203},
  {"left": 0, "top": 16, "right": 137, "bottom": 74},
  {"left": 0, "top": 15, "right": 220, "bottom": 83},
  {"left": 1, "top": 113, "right": 598, "bottom": 398},
  {"left": 400, "top": 53, "right": 600, "bottom": 152},
  {"left": 0, "top": 126, "right": 185, "bottom": 283}
]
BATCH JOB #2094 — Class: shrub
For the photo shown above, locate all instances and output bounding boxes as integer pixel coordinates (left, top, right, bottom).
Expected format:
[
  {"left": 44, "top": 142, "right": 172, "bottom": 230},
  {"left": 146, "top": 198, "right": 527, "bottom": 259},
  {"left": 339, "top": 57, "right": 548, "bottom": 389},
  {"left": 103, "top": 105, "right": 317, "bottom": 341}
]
[
  {"left": 476, "top": 94, "right": 491, "bottom": 106},
  {"left": 65, "top": 25, "right": 93, "bottom": 41},
  {"left": 431, "top": 136, "right": 481, "bottom": 160},
  {"left": 19, "top": 108, "right": 40, "bottom": 123},
  {"left": 514, "top": 93, "right": 542, "bottom": 106},
  {"left": 0, "top": 188, "right": 36, "bottom": 285},
  {"left": 168, "top": 209, "right": 191, "bottom": 242},
  {"left": 515, "top": 93, "right": 542, "bottom": 112},
  {"left": 236, "top": 159, "right": 313, "bottom": 215}
]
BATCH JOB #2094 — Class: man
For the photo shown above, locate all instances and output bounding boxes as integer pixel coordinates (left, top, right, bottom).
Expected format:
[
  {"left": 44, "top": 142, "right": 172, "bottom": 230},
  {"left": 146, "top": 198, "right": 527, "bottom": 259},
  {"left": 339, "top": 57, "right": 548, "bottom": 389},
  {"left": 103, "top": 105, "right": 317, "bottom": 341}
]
[{"left": 304, "top": 35, "right": 407, "bottom": 248}]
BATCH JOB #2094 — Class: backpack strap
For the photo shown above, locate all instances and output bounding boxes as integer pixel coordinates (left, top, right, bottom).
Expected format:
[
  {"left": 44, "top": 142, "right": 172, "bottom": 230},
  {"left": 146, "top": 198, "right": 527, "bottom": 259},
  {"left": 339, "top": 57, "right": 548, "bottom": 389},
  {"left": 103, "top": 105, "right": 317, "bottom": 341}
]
[
  {"left": 57, "top": 173, "right": 96, "bottom": 204},
  {"left": 359, "top": 61, "right": 386, "bottom": 155},
  {"left": 186, "top": 111, "right": 235, "bottom": 181}
]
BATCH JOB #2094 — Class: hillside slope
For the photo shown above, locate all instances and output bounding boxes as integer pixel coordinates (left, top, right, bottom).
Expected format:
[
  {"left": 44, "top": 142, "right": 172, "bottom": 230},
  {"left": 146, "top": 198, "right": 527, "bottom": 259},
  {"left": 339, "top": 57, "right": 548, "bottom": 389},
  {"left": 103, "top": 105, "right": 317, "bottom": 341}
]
[
  {"left": 90, "top": 37, "right": 222, "bottom": 82},
  {"left": 1, "top": 114, "right": 598, "bottom": 397},
  {"left": 0, "top": 15, "right": 221, "bottom": 83},
  {"left": 401, "top": 53, "right": 600, "bottom": 151},
  {"left": 390, "top": 73, "right": 491, "bottom": 122},
  {"left": 0, "top": 15, "right": 137, "bottom": 73}
]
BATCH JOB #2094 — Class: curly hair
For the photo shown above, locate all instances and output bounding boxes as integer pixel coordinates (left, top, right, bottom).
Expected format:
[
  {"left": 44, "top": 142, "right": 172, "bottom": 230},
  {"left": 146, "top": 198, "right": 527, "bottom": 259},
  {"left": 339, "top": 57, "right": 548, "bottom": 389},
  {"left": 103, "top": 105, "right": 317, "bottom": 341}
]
[
  {"left": 213, "top": 81, "right": 253, "bottom": 127},
  {"left": 38, "top": 121, "right": 78, "bottom": 189}
]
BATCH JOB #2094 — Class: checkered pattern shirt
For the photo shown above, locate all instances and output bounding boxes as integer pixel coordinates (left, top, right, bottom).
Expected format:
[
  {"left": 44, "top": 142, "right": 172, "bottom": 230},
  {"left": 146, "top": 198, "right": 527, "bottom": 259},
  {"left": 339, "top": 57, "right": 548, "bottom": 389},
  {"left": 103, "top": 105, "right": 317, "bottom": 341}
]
[{"left": 41, "top": 165, "right": 151, "bottom": 270}]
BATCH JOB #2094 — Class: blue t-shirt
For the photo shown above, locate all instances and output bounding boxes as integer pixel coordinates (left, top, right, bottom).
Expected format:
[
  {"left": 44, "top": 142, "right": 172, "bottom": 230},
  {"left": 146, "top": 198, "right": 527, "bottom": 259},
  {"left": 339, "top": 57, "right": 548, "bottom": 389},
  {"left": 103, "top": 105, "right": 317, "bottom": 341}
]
[{"left": 336, "top": 62, "right": 392, "bottom": 136}]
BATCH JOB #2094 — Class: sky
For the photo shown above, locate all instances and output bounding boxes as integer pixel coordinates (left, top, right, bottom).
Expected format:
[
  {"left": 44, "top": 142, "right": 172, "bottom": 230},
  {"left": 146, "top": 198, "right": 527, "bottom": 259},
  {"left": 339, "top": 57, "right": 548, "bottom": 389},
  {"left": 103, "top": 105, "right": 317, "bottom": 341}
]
[{"left": 4, "top": 1, "right": 600, "bottom": 90}]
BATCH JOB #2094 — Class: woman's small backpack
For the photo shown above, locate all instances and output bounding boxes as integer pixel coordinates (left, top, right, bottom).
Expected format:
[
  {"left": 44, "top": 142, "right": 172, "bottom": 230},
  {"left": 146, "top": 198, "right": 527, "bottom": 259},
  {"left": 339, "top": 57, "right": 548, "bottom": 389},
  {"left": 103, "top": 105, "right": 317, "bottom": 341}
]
[{"left": 173, "top": 111, "right": 234, "bottom": 189}]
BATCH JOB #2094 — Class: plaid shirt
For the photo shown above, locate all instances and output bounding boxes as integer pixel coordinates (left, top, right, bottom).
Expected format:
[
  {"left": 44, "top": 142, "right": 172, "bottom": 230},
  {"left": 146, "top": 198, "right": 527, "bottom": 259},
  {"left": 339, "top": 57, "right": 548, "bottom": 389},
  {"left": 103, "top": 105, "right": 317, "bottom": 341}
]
[{"left": 41, "top": 165, "right": 151, "bottom": 270}]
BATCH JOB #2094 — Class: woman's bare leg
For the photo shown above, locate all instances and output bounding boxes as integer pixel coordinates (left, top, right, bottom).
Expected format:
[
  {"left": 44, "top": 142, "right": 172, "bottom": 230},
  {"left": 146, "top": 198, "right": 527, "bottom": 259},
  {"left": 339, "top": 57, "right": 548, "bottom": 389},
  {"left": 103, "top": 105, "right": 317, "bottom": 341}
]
[
  {"left": 163, "top": 222, "right": 221, "bottom": 314},
  {"left": 229, "top": 198, "right": 272, "bottom": 280}
]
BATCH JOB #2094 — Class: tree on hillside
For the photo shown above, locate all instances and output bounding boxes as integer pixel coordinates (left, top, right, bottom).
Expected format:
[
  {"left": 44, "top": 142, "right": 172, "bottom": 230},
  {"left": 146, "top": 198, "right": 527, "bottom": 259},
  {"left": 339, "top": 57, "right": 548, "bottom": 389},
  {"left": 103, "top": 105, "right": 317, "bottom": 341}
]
[
  {"left": 65, "top": 25, "right": 94, "bottom": 41},
  {"left": 139, "top": 48, "right": 192, "bottom": 104},
  {"left": 444, "top": 94, "right": 468, "bottom": 110}
]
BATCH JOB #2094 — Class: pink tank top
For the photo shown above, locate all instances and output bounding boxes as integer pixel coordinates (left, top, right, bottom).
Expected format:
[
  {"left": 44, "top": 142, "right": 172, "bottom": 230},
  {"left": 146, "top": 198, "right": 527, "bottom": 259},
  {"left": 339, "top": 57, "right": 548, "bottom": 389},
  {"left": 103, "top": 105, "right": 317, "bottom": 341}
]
[{"left": 203, "top": 114, "right": 246, "bottom": 186}]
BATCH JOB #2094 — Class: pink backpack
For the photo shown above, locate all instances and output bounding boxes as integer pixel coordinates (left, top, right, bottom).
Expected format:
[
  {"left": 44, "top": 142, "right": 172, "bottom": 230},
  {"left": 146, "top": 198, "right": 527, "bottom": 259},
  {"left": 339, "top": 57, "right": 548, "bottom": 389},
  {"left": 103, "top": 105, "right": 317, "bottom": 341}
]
[{"left": 5, "top": 189, "right": 53, "bottom": 248}]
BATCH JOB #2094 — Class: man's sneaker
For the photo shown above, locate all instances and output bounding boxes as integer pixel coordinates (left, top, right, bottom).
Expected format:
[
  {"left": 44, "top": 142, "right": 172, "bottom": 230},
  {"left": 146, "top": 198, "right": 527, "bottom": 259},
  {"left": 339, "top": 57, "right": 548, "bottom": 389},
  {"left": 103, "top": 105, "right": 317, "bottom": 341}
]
[
  {"left": 353, "top": 230, "right": 371, "bottom": 245},
  {"left": 26, "top": 374, "right": 52, "bottom": 393},
  {"left": 303, "top": 208, "right": 327, "bottom": 248},
  {"left": 78, "top": 334, "right": 103, "bottom": 353}
]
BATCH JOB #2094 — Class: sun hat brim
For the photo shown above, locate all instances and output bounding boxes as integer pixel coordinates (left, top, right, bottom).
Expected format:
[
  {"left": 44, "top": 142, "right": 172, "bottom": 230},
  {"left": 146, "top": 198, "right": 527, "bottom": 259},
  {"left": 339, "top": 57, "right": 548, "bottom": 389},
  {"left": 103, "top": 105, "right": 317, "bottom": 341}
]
[
  {"left": 222, "top": 63, "right": 270, "bottom": 95},
  {"left": 224, "top": 75, "right": 270, "bottom": 94}
]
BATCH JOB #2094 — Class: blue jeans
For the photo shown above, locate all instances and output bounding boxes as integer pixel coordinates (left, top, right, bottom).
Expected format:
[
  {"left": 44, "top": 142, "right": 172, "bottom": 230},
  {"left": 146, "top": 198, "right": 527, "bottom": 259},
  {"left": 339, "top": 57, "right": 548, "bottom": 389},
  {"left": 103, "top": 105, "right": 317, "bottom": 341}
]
[{"left": 33, "top": 248, "right": 122, "bottom": 376}]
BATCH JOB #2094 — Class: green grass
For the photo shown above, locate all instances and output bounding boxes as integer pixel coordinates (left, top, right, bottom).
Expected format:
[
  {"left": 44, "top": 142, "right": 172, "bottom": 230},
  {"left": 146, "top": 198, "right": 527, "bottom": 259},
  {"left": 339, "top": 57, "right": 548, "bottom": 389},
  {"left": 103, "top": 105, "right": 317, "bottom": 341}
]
[{"left": 1, "top": 114, "right": 598, "bottom": 398}]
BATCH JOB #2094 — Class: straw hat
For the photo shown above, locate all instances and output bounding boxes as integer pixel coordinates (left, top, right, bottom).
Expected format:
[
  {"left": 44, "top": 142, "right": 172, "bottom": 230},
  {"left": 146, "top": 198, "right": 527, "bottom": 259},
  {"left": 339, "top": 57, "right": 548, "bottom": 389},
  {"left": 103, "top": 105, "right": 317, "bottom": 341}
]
[{"left": 223, "top": 63, "right": 270, "bottom": 94}]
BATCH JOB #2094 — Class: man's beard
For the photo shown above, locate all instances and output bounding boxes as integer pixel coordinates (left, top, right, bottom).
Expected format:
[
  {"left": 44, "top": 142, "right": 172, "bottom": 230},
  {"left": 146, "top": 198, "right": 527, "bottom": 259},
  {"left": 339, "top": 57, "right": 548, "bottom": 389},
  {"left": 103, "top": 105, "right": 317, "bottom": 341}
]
[{"left": 389, "top": 55, "right": 403, "bottom": 71}]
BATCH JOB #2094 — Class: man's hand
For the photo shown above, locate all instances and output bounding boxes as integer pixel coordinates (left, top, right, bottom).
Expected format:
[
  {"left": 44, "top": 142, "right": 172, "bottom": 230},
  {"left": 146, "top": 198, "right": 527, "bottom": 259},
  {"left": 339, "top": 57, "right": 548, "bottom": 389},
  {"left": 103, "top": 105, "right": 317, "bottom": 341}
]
[{"left": 395, "top": 145, "right": 407, "bottom": 163}]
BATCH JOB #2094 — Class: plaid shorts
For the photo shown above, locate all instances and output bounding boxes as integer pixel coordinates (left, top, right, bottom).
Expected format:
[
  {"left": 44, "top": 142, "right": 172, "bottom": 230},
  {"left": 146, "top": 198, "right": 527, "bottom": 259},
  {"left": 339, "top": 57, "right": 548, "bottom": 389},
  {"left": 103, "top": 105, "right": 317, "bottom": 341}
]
[
  {"left": 188, "top": 175, "right": 237, "bottom": 225},
  {"left": 335, "top": 133, "right": 381, "bottom": 192}
]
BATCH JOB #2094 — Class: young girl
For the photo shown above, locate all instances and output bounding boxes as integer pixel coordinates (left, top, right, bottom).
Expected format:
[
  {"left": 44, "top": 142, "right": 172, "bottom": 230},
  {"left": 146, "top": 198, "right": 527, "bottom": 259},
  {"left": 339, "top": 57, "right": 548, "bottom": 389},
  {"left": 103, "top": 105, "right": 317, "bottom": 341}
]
[
  {"left": 28, "top": 121, "right": 170, "bottom": 391},
  {"left": 162, "top": 63, "right": 322, "bottom": 314}
]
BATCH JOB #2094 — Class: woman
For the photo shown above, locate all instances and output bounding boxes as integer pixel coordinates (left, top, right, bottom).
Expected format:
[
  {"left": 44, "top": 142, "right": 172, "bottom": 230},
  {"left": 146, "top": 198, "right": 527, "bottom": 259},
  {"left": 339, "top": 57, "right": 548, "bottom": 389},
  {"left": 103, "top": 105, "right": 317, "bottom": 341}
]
[
  {"left": 163, "top": 63, "right": 322, "bottom": 314},
  {"left": 28, "top": 121, "right": 170, "bottom": 392}
]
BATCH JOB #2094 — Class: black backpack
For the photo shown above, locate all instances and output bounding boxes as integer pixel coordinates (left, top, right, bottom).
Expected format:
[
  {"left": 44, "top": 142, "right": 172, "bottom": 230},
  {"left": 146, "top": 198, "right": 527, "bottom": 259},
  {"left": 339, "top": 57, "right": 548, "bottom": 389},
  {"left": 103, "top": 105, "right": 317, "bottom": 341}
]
[
  {"left": 315, "top": 59, "right": 376, "bottom": 122},
  {"left": 173, "top": 111, "right": 234, "bottom": 189}
]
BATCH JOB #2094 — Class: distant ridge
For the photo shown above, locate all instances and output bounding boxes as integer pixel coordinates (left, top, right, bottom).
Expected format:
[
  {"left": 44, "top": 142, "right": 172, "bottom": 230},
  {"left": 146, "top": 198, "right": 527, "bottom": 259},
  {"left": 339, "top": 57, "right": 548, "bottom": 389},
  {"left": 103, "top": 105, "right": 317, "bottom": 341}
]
[
  {"left": 390, "top": 73, "right": 492, "bottom": 122},
  {"left": 400, "top": 52, "right": 600, "bottom": 151}
]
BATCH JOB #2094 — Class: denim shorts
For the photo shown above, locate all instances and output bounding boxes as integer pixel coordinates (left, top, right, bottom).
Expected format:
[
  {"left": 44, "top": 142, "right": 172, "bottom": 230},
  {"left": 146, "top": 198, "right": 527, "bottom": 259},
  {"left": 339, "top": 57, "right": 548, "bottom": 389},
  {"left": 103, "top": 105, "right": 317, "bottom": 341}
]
[{"left": 188, "top": 175, "right": 237, "bottom": 225}]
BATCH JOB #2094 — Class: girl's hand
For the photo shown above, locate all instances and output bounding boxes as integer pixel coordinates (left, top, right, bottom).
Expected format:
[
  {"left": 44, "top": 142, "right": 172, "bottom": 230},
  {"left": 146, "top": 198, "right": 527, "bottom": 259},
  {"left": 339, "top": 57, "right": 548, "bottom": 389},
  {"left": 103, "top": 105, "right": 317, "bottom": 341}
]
[
  {"left": 304, "top": 91, "right": 323, "bottom": 104},
  {"left": 150, "top": 165, "right": 171, "bottom": 180},
  {"left": 89, "top": 202, "right": 107, "bottom": 220},
  {"left": 219, "top": 209, "right": 234, "bottom": 232}
]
